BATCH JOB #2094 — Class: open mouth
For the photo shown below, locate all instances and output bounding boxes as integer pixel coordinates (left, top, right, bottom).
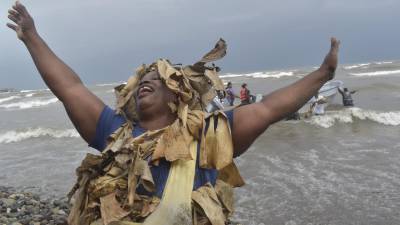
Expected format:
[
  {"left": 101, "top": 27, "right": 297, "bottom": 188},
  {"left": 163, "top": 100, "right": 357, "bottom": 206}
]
[{"left": 137, "top": 84, "right": 154, "bottom": 99}]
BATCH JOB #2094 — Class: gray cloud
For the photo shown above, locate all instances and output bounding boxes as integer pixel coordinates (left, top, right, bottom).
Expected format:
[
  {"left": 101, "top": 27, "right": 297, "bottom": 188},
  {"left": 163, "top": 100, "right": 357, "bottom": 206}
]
[{"left": 1, "top": 0, "right": 399, "bottom": 89}]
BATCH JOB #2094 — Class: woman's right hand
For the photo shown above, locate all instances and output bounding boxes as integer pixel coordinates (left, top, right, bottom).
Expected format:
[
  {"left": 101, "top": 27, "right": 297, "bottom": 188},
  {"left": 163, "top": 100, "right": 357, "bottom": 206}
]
[{"left": 7, "top": 1, "right": 38, "bottom": 42}]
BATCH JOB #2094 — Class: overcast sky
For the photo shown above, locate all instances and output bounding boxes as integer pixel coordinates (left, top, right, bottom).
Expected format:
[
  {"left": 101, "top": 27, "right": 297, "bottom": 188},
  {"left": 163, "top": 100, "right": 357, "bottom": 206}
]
[{"left": 1, "top": 0, "right": 399, "bottom": 89}]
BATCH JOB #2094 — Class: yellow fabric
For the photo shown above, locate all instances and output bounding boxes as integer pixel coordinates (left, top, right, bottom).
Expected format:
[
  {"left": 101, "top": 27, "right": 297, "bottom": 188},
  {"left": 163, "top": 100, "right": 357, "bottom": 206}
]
[
  {"left": 114, "top": 39, "right": 228, "bottom": 122},
  {"left": 108, "top": 222, "right": 141, "bottom": 225},
  {"left": 200, "top": 112, "right": 234, "bottom": 170},
  {"left": 142, "top": 140, "right": 197, "bottom": 225},
  {"left": 192, "top": 183, "right": 226, "bottom": 225},
  {"left": 99, "top": 141, "right": 197, "bottom": 225},
  {"left": 71, "top": 112, "right": 243, "bottom": 225}
]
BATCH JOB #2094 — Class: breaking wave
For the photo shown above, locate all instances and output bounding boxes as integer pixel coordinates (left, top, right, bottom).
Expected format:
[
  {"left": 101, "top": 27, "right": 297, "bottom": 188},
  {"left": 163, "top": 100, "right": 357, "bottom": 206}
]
[
  {"left": 96, "top": 82, "right": 125, "bottom": 87},
  {"left": 0, "top": 98, "right": 58, "bottom": 109},
  {"left": 20, "top": 89, "right": 35, "bottom": 93},
  {"left": 220, "top": 71, "right": 295, "bottom": 79},
  {"left": 0, "top": 127, "right": 80, "bottom": 144},
  {"left": 220, "top": 74, "right": 244, "bottom": 78},
  {"left": 252, "top": 71, "right": 294, "bottom": 78},
  {"left": 375, "top": 61, "right": 393, "bottom": 65},
  {"left": 349, "top": 70, "right": 400, "bottom": 77},
  {"left": 343, "top": 63, "right": 370, "bottom": 70},
  {"left": 307, "top": 108, "right": 400, "bottom": 128},
  {"left": 20, "top": 88, "right": 50, "bottom": 93},
  {"left": 0, "top": 96, "right": 21, "bottom": 104}
]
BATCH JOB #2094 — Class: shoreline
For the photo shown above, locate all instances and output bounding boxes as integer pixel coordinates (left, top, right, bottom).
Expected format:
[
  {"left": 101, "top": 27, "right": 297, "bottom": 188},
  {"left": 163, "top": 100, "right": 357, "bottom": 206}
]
[{"left": 0, "top": 186, "right": 69, "bottom": 225}]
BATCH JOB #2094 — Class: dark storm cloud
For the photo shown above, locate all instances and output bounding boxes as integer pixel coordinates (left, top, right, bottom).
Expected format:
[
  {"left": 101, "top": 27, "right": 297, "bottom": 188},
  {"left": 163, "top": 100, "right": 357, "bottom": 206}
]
[{"left": 1, "top": 0, "right": 399, "bottom": 89}]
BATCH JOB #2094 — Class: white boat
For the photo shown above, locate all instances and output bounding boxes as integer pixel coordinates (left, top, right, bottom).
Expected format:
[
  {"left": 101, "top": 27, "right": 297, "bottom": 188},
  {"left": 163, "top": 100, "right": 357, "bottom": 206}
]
[
  {"left": 304, "top": 80, "right": 343, "bottom": 103},
  {"left": 299, "top": 80, "right": 343, "bottom": 114},
  {"left": 317, "top": 80, "right": 343, "bottom": 104}
]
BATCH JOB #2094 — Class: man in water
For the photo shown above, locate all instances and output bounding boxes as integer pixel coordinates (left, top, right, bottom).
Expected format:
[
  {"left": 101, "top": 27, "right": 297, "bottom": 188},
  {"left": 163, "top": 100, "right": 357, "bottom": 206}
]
[
  {"left": 239, "top": 83, "right": 253, "bottom": 105},
  {"left": 7, "top": 2, "right": 340, "bottom": 224},
  {"left": 310, "top": 94, "right": 327, "bottom": 115},
  {"left": 225, "top": 82, "right": 239, "bottom": 106},
  {"left": 338, "top": 87, "right": 357, "bottom": 107}
]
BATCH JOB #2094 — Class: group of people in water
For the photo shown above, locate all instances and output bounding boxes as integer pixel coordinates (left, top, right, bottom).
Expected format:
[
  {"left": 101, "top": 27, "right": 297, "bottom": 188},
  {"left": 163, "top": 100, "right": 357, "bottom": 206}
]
[
  {"left": 224, "top": 82, "right": 256, "bottom": 106},
  {"left": 224, "top": 81, "right": 357, "bottom": 117},
  {"left": 307, "top": 86, "right": 357, "bottom": 117}
]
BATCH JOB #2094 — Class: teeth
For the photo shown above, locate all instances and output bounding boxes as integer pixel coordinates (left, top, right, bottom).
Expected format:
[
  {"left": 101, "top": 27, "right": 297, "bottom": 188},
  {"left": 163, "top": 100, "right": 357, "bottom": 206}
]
[
  {"left": 143, "top": 87, "right": 152, "bottom": 91},
  {"left": 140, "top": 86, "right": 152, "bottom": 92}
]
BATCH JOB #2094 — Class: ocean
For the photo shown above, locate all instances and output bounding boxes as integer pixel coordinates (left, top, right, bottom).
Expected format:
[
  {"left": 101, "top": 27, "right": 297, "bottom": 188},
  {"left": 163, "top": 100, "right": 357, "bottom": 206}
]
[{"left": 1, "top": 60, "right": 400, "bottom": 225}]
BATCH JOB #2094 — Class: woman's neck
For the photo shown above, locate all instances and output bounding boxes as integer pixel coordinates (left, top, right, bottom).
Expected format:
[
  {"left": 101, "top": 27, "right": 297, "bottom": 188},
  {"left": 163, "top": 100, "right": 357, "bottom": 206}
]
[{"left": 138, "top": 112, "right": 177, "bottom": 131}]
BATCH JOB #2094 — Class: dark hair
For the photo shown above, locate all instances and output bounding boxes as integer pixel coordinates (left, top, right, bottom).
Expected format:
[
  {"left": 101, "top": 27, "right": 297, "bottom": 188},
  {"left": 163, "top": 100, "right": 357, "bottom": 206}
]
[
  {"left": 227, "top": 82, "right": 232, "bottom": 86},
  {"left": 344, "top": 88, "right": 348, "bottom": 91},
  {"left": 241, "top": 83, "right": 247, "bottom": 88}
]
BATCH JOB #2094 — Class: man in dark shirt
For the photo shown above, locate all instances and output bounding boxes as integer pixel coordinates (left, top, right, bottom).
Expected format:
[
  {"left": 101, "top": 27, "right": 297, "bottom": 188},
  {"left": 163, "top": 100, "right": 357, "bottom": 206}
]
[{"left": 338, "top": 87, "right": 357, "bottom": 107}]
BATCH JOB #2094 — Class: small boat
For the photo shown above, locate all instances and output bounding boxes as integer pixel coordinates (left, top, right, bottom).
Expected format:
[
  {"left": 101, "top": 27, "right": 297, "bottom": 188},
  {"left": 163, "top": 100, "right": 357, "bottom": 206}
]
[
  {"left": 298, "top": 80, "right": 343, "bottom": 115},
  {"left": 305, "top": 80, "right": 343, "bottom": 104},
  {"left": 318, "top": 80, "right": 343, "bottom": 103}
]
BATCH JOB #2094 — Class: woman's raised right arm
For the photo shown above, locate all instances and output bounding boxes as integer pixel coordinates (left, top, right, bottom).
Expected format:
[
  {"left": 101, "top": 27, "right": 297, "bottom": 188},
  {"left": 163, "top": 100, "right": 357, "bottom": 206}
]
[{"left": 7, "top": 1, "right": 105, "bottom": 143}]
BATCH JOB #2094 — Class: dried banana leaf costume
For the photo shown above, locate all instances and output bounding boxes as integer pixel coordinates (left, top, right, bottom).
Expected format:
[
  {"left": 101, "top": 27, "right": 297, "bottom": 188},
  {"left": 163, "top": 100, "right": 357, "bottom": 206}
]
[{"left": 68, "top": 39, "right": 245, "bottom": 225}]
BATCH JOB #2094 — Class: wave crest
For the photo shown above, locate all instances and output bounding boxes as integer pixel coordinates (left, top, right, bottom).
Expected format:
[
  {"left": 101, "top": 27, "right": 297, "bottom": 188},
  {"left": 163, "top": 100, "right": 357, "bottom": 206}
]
[
  {"left": 220, "top": 71, "right": 295, "bottom": 79},
  {"left": 349, "top": 70, "right": 400, "bottom": 77},
  {"left": 0, "top": 98, "right": 58, "bottom": 109},
  {"left": 375, "top": 61, "right": 393, "bottom": 65},
  {"left": 308, "top": 108, "right": 400, "bottom": 128},
  {"left": 0, "top": 127, "right": 80, "bottom": 143},
  {"left": 343, "top": 63, "right": 371, "bottom": 70},
  {"left": 0, "top": 96, "right": 21, "bottom": 104}
]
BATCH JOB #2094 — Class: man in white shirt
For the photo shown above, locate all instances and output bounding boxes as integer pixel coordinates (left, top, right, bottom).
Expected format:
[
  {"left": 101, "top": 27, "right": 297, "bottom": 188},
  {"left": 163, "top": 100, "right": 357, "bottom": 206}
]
[{"left": 310, "top": 95, "right": 327, "bottom": 115}]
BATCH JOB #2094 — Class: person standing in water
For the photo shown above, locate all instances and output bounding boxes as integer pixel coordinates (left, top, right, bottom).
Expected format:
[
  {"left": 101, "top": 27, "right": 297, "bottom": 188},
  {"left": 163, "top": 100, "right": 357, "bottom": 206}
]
[
  {"left": 305, "top": 94, "right": 327, "bottom": 118},
  {"left": 338, "top": 87, "right": 357, "bottom": 107},
  {"left": 311, "top": 95, "right": 327, "bottom": 115},
  {"left": 225, "top": 82, "right": 239, "bottom": 106},
  {"left": 240, "top": 83, "right": 252, "bottom": 105}
]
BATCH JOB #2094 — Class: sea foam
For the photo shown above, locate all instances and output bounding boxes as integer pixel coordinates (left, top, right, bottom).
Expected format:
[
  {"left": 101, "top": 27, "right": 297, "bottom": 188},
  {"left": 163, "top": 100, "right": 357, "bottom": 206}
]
[
  {"left": 375, "top": 61, "right": 393, "bottom": 65},
  {"left": 0, "top": 127, "right": 80, "bottom": 144},
  {"left": 220, "top": 71, "right": 295, "bottom": 79},
  {"left": 0, "top": 98, "right": 58, "bottom": 109},
  {"left": 308, "top": 108, "right": 400, "bottom": 128},
  {"left": 0, "top": 96, "right": 21, "bottom": 104},
  {"left": 96, "top": 81, "right": 126, "bottom": 87},
  {"left": 349, "top": 70, "right": 400, "bottom": 77},
  {"left": 343, "top": 63, "right": 371, "bottom": 70},
  {"left": 20, "top": 88, "right": 50, "bottom": 93},
  {"left": 20, "top": 89, "right": 35, "bottom": 93}
]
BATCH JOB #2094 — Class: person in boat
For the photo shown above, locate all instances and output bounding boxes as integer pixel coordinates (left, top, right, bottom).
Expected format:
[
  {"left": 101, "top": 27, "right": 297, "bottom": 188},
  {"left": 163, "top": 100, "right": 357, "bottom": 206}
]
[
  {"left": 225, "top": 82, "right": 239, "bottom": 106},
  {"left": 338, "top": 87, "right": 357, "bottom": 107},
  {"left": 7, "top": 2, "right": 340, "bottom": 224}
]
